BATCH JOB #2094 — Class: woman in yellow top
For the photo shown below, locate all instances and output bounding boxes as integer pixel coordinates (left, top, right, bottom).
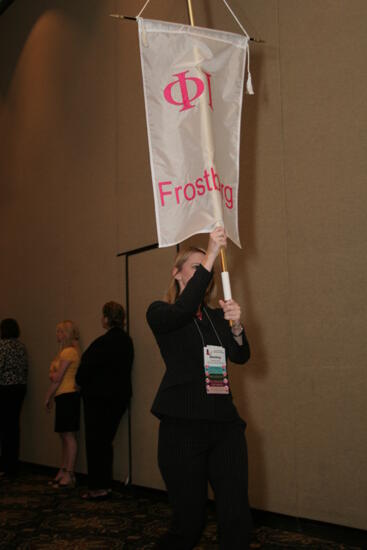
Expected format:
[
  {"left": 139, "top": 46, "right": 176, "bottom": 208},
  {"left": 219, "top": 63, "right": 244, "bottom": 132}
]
[{"left": 45, "top": 320, "right": 80, "bottom": 488}]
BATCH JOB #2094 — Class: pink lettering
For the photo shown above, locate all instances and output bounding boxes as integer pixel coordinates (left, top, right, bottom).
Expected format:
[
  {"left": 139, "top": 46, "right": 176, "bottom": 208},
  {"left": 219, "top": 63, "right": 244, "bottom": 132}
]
[
  {"left": 163, "top": 71, "right": 204, "bottom": 112},
  {"left": 159, "top": 181, "right": 172, "bottom": 206},
  {"left": 183, "top": 183, "right": 196, "bottom": 201},
  {"left": 203, "top": 72, "right": 213, "bottom": 111},
  {"left": 158, "top": 167, "right": 233, "bottom": 210},
  {"left": 211, "top": 167, "right": 221, "bottom": 191},
  {"left": 195, "top": 177, "right": 205, "bottom": 196},
  {"left": 224, "top": 185, "right": 233, "bottom": 209},
  {"left": 203, "top": 169, "right": 212, "bottom": 191},
  {"left": 175, "top": 185, "right": 182, "bottom": 204}
]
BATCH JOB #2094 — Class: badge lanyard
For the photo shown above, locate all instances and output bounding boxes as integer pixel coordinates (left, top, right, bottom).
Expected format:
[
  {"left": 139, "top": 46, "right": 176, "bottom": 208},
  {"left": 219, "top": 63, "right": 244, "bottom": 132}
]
[{"left": 194, "top": 308, "right": 229, "bottom": 395}]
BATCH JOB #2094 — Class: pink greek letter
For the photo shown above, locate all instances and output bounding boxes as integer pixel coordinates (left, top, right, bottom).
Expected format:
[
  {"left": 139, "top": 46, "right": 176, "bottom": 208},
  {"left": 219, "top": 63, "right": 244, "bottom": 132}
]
[{"left": 163, "top": 71, "right": 204, "bottom": 112}]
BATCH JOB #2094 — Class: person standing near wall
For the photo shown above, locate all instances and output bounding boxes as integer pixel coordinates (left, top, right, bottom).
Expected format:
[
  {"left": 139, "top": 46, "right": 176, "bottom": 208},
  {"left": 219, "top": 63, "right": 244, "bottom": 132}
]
[
  {"left": 146, "top": 227, "right": 252, "bottom": 550},
  {"left": 45, "top": 320, "right": 81, "bottom": 488},
  {"left": 0, "top": 318, "right": 28, "bottom": 477},
  {"left": 76, "top": 302, "right": 134, "bottom": 500}
]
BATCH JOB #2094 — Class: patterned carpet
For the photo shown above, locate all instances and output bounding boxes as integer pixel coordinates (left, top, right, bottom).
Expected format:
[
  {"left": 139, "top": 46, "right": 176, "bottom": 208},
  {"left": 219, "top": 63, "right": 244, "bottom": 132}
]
[{"left": 0, "top": 469, "right": 363, "bottom": 549}]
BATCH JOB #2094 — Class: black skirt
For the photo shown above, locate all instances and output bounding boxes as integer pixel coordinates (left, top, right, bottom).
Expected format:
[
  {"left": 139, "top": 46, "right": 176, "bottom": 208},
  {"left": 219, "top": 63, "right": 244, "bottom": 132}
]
[{"left": 54, "top": 392, "right": 80, "bottom": 433}]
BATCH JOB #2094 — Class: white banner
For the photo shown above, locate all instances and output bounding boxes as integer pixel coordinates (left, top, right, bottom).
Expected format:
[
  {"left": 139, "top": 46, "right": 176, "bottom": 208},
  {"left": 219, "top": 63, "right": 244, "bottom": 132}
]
[{"left": 138, "top": 18, "right": 250, "bottom": 248}]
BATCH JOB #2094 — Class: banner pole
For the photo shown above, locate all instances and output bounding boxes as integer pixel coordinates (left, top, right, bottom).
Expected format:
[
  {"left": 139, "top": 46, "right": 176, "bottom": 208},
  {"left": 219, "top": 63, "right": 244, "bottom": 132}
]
[
  {"left": 186, "top": 0, "right": 233, "bottom": 319},
  {"left": 187, "top": 0, "right": 195, "bottom": 26}
]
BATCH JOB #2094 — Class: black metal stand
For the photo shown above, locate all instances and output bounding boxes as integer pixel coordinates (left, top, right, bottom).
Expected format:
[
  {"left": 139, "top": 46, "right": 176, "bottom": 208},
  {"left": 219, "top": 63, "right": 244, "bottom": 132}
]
[{"left": 116, "top": 242, "right": 158, "bottom": 485}]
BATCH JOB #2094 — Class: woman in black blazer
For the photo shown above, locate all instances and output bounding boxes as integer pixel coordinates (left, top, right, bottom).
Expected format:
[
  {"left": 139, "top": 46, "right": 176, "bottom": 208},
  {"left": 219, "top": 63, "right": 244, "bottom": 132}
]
[
  {"left": 76, "top": 302, "right": 134, "bottom": 499},
  {"left": 147, "top": 227, "right": 252, "bottom": 550}
]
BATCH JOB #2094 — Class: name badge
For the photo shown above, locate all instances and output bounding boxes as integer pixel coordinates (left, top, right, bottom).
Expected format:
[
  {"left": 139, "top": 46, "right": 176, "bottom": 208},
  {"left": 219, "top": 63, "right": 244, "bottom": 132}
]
[{"left": 203, "top": 345, "right": 229, "bottom": 395}]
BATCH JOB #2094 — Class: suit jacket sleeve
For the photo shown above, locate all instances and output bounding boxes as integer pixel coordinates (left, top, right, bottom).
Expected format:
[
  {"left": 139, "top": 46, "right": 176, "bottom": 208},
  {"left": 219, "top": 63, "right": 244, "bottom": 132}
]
[{"left": 146, "top": 264, "right": 212, "bottom": 334}]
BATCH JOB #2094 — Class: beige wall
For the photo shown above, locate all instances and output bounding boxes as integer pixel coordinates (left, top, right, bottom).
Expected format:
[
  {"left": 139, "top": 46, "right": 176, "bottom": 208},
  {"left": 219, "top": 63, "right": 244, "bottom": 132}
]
[{"left": 1, "top": 0, "right": 366, "bottom": 530}]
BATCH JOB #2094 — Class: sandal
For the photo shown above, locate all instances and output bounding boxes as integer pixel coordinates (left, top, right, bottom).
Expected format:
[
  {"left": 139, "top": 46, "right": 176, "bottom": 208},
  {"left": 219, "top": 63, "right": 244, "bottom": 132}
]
[
  {"left": 55, "top": 471, "right": 76, "bottom": 488},
  {"left": 48, "top": 468, "right": 66, "bottom": 486}
]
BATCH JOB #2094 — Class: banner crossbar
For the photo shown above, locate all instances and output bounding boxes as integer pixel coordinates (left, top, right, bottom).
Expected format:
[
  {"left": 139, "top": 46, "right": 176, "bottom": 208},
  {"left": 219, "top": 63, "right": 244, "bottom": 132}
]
[{"left": 109, "top": 14, "right": 264, "bottom": 43}]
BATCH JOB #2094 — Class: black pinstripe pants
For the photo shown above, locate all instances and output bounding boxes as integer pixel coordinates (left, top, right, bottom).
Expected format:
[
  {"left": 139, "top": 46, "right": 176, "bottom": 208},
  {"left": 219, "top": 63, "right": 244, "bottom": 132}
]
[{"left": 156, "top": 417, "right": 252, "bottom": 550}]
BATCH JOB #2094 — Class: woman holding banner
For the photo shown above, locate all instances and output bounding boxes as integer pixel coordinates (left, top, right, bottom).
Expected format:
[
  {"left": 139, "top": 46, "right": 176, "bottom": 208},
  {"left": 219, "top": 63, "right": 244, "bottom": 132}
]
[{"left": 147, "top": 227, "right": 252, "bottom": 550}]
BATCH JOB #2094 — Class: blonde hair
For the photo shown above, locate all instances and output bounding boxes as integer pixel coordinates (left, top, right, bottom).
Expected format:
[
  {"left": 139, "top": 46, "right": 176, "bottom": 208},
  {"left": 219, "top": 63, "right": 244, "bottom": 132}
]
[
  {"left": 165, "top": 247, "right": 215, "bottom": 305},
  {"left": 57, "top": 320, "right": 81, "bottom": 355}
]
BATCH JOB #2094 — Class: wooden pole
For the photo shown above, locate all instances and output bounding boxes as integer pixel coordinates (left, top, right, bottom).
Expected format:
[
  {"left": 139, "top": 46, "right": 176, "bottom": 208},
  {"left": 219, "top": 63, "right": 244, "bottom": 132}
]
[
  {"left": 187, "top": 0, "right": 232, "bottom": 310},
  {"left": 186, "top": 0, "right": 233, "bottom": 317},
  {"left": 187, "top": 0, "right": 195, "bottom": 26}
]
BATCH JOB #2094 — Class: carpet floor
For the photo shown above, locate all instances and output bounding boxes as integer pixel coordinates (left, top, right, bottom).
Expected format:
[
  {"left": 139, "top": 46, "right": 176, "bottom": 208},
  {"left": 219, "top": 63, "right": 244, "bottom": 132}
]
[{"left": 0, "top": 468, "right": 364, "bottom": 549}]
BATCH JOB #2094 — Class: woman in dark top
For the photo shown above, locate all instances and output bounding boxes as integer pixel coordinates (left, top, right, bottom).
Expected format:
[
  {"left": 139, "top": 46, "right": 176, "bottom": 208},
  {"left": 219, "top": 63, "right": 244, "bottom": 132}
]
[
  {"left": 76, "top": 302, "right": 134, "bottom": 500},
  {"left": 0, "top": 318, "right": 28, "bottom": 477},
  {"left": 146, "top": 227, "right": 252, "bottom": 550}
]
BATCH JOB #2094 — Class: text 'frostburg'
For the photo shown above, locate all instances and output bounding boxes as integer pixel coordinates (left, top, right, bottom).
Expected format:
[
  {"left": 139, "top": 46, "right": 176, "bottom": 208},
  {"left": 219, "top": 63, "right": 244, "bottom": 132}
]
[{"left": 159, "top": 166, "right": 233, "bottom": 209}]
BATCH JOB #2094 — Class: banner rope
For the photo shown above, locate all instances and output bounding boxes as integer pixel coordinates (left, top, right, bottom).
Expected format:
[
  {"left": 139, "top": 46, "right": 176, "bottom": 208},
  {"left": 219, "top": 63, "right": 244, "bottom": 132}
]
[
  {"left": 221, "top": 0, "right": 250, "bottom": 38},
  {"left": 221, "top": 1, "right": 254, "bottom": 94},
  {"left": 137, "top": 0, "right": 152, "bottom": 18}
]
